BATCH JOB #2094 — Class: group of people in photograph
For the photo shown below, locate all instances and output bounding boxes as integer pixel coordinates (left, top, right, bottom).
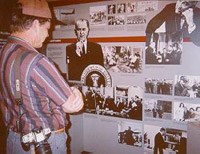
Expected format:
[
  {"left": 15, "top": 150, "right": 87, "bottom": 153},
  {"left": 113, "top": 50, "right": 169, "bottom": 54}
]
[
  {"left": 145, "top": 41, "right": 182, "bottom": 65},
  {"left": 83, "top": 87, "right": 143, "bottom": 121},
  {"left": 175, "top": 76, "right": 200, "bottom": 98},
  {"left": 145, "top": 78, "right": 172, "bottom": 95},
  {"left": 104, "top": 46, "right": 142, "bottom": 73},
  {"left": 174, "top": 102, "right": 200, "bottom": 122},
  {"left": 145, "top": 127, "right": 187, "bottom": 154}
]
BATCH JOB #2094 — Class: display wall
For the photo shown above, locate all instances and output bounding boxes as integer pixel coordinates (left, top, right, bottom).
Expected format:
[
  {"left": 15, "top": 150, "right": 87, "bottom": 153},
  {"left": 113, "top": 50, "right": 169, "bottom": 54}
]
[{"left": 47, "top": 0, "right": 200, "bottom": 153}]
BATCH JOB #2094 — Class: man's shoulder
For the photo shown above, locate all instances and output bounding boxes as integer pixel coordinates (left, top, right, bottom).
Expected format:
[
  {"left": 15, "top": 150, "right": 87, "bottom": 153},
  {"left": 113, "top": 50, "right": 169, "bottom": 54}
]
[
  {"left": 88, "top": 41, "right": 101, "bottom": 47},
  {"left": 165, "top": 3, "right": 176, "bottom": 8},
  {"left": 66, "top": 43, "right": 76, "bottom": 49}
]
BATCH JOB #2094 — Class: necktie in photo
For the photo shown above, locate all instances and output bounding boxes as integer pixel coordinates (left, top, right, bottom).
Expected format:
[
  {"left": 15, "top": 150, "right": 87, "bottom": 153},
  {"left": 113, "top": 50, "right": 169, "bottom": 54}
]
[{"left": 82, "top": 44, "right": 86, "bottom": 55}]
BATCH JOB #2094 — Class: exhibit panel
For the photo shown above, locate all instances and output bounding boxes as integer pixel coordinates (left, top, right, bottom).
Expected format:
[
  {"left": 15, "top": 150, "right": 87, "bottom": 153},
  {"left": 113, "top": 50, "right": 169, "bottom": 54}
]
[{"left": 47, "top": 0, "right": 200, "bottom": 153}]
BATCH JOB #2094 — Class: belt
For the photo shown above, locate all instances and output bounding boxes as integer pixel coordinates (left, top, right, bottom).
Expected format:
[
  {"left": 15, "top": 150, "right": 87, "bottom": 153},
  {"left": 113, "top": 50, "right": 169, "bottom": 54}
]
[
  {"left": 53, "top": 128, "right": 65, "bottom": 134},
  {"left": 9, "top": 127, "right": 65, "bottom": 135}
]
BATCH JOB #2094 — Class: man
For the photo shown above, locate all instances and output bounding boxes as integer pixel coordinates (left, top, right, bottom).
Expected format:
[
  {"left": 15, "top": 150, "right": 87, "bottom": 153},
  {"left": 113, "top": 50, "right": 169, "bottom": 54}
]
[
  {"left": 124, "top": 126, "right": 134, "bottom": 145},
  {"left": 66, "top": 18, "right": 104, "bottom": 81},
  {"left": 178, "top": 131, "right": 187, "bottom": 154},
  {"left": 0, "top": 0, "right": 84, "bottom": 153},
  {"left": 146, "top": 0, "right": 200, "bottom": 47},
  {"left": 174, "top": 76, "right": 190, "bottom": 97},
  {"left": 154, "top": 128, "right": 166, "bottom": 154}
]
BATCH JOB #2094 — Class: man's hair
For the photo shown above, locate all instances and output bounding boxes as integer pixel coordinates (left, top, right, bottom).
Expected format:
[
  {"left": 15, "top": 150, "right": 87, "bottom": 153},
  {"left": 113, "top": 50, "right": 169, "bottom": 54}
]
[
  {"left": 75, "top": 19, "right": 90, "bottom": 29},
  {"left": 160, "top": 127, "right": 165, "bottom": 132},
  {"left": 10, "top": 2, "right": 50, "bottom": 33}
]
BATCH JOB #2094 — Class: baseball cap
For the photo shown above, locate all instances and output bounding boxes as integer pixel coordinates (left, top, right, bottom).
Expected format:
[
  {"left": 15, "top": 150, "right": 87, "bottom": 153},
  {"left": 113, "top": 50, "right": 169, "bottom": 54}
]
[
  {"left": 19, "top": 0, "right": 52, "bottom": 19},
  {"left": 18, "top": 0, "right": 66, "bottom": 25}
]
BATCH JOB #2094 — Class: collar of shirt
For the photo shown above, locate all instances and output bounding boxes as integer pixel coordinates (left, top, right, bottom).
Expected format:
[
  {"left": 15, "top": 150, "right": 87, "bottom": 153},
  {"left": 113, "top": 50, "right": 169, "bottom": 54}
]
[{"left": 8, "top": 36, "right": 38, "bottom": 53}]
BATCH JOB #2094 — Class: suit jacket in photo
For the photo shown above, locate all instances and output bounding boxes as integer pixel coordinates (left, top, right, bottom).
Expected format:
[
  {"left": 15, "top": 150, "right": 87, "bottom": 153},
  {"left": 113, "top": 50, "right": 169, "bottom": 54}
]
[
  {"left": 154, "top": 132, "right": 165, "bottom": 154},
  {"left": 66, "top": 41, "right": 104, "bottom": 81}
]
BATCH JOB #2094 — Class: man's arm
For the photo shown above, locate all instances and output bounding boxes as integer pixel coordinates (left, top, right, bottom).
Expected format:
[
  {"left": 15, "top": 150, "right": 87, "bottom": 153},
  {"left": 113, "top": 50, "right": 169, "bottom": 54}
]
[{"left": 62, "top": 87, "right": 84, "bottom": 113}]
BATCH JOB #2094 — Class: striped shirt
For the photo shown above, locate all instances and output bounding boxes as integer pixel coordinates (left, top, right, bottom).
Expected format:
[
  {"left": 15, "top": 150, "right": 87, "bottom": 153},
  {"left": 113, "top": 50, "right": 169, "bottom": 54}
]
[{"left": 0, "top": 36, "right": 72, "bottom": 134}]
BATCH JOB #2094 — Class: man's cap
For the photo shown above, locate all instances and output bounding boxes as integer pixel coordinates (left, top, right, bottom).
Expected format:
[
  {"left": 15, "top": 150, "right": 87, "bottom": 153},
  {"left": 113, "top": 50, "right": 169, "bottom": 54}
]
[
  {"left": 19, "top": 0, "right": 52, "bottom": 19},
  {"left": 18, "top": 0, "right": 66, "bottom": 25}
]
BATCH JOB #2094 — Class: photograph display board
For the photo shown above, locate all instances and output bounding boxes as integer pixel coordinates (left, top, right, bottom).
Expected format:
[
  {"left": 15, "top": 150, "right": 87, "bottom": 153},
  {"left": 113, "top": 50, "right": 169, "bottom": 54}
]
[{"left": 48, "top": 0, "right": 200, "bottom": 153}]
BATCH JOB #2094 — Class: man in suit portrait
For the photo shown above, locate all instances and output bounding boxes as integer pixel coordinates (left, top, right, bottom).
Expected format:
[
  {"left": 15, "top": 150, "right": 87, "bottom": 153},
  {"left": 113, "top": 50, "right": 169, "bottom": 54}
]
[
  {"left": 174, "top": 76, "right": 190, "bottom": 97},
  {"left": 154, "top": 128, "right": 166, "bottom": 154},
  {"left": 66, "top": 18, "right": 104, "bottom": 81},
  {"left": 146, "top": 0, "right": 200, "bottom": 47}
]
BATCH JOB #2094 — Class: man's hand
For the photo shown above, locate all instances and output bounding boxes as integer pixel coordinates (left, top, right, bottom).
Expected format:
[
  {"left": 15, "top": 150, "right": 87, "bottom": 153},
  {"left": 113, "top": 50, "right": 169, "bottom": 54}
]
[
  {"left": 182, "top": 8, "right": 196, "bottom": 33},
  {"left": 62, "top": 87, "right": 84, "bottom": 113},
  {"left": 75, "top": 41, "right": 84, "bottom": 56}
]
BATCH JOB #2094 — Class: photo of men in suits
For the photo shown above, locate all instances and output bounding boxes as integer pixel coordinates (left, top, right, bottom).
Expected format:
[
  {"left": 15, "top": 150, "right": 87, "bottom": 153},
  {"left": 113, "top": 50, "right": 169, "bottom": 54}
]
[{"left": 66, "top": 18, "right": 104, "bottom": 81}]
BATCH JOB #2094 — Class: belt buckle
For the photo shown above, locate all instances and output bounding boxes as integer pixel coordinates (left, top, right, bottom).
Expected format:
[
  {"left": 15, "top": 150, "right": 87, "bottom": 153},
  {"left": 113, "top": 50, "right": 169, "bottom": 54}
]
[{"left": 54, "top": 128, "right": 65, "bottom": 134}]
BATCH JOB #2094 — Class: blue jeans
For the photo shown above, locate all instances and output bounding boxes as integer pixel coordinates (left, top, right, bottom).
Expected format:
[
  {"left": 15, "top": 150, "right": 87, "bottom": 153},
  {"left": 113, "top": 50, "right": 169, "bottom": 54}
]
[{"left": 7, "top": 129, "right": 67, "bottom": 154}]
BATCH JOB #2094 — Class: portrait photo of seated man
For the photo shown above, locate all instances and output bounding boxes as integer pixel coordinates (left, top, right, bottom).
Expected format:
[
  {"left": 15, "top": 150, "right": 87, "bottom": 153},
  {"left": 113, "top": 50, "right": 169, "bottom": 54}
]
[
  {"left": 66, "top": 18, "right": 104, "bottom": 81},
  {"left": 145, "top": 0, "right": 200, "bottom": 65},
  {"left": 146, "top": 0, "right": 200, "bottom": 47}
]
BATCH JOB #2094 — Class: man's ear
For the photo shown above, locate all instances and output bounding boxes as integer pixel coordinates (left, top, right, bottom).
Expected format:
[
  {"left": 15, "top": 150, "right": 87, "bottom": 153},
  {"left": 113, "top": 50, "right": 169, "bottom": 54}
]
[
  {"left": 74, "top": 29, "right": 78, "bottom": 36},
  {"left": 32, "top": 19, "right": 40, "bottom": 29}
]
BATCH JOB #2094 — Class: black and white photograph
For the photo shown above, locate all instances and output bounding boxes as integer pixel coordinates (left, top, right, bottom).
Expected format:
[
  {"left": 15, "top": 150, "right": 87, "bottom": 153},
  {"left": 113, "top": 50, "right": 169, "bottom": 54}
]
[
  {"left": 115, "top": 86, "right": 143, "bottom": 120},
  {"left": 59, "top": 8, "right": 75, "bottom": 26},
  {"left": 145, "top": 32, "right": 183, "bottom": 65},
  {"left": 118, "top": 122, "right": 142, "bottom": 147},
  {"left": 145, "top": 78, "right": 173, "bottom": 95},
  {"left": 82, "top": 86, "right": 105, "bottom": 114},
  {"left": 108, "top": 15, "right": 125, "bottom": 26},
  {"left": 66, "top": 18, "right": 104, "bottom": 81},
  {"left": 102, "top": 45, "right": 143, "bottom": 73},
  {"left": 90, "top": 5, "right": 107, "bottom": 26},
  {"left": 137, "top": 1, "right": 158, "bottom": 12},
  {"left": 127, "top": 14, "right": 146, "bottom": 25},
  {"left": 108, "top": 4, "right": 116, "bottom": 14},
  {"left": 144, "top": 99, "right": 172, "bottom": 120},
  {"left": 146, "top": 0, "right": 200, "bottom": 49},
  {"left": 126, "top": 2, "right": 136, "bottom": 13},
  {"left": 117, "top": 3, "right": 126, "bottom": 14},
  {"left": 99, "top": 85, "right": 143, "bottom": 121},
  {"left": 173, "top": 102, "right": 200, "bottom": 122},
  {"left": 174, "top": 75, "right": 200, "bottom": 98},
  {"left": 144, "top": 125, "right": 187, "bottom": 154}
]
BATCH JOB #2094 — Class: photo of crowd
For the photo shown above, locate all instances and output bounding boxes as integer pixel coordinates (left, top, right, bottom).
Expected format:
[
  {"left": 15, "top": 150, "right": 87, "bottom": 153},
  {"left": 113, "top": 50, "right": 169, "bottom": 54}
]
[
  {"left": 145, "top": 78, "right": 173, "bottom": 95},
  {"left": 82, "top": 85, "right": 143, "bottom": 120},
  {"left": 90, "top": 5, "right": 107, "bottom": 25},
  {"left": 108, "top": 15, "right": 125, "bottom": 25},
  {"left": 144, "top": 99, "right": 172, "bottom": 120},
  {"left": 118, "top": 122, "right": 142, "bottom": 147},
  {"left": 127, "top": 14, "right": 146, "bottom": 25},
  {"left": 102, "top": 45, "right": 143, "bottom": 73}
]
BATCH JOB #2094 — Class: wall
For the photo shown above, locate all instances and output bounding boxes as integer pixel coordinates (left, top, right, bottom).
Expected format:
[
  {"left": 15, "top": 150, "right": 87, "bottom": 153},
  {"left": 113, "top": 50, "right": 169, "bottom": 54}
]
[{"left": 48, "top": 0, "right": 200, "bottom": 153}]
